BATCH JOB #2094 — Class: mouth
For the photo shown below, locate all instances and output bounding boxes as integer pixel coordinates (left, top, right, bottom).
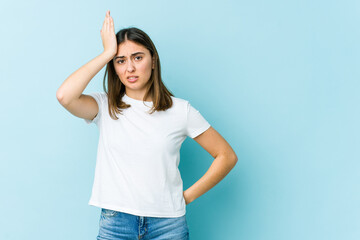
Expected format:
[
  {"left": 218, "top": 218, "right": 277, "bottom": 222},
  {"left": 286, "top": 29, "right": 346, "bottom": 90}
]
[{"left": 127, "top": 76, "right": 138, "bottom": 83}]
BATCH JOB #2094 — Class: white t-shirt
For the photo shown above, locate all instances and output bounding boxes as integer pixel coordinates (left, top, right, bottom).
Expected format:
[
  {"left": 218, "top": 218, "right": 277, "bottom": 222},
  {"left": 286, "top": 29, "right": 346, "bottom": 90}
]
[{"left": 84, "top": 92, "right": 211, "bottom": 217}]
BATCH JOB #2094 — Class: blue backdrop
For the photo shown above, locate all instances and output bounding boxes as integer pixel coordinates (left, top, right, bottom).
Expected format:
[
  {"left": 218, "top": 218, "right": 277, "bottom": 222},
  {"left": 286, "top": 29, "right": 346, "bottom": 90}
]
[{"left": 1, "top": 0, "right": 359, "bottom": 239}]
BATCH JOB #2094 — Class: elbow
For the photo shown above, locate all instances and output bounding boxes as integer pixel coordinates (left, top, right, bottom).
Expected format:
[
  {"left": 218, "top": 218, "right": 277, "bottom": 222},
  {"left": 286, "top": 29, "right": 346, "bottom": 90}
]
[
  {"left": 231, "top": 153, "right": 238, "bottom": 166},
  {"left": 56, "top": 89, "right": 70, "bottom": 106},
  {"left": 56, "top": 90, "right": 64, "bottom": 104},
  {"left": 227, "top": 148, "right": 238, "bottom": 164},
  {"left": 221, "top": 151, "right": 238, "bottom": 167},
  {"left": 233, "top": 153, "right": 238, "bottom": 163}
]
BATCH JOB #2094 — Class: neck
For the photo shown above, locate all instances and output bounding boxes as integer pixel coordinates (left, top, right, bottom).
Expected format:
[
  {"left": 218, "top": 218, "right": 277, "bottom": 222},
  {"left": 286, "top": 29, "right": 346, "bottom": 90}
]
[{"left": 125, "top": 89, "right": 152, "bottom": 102}]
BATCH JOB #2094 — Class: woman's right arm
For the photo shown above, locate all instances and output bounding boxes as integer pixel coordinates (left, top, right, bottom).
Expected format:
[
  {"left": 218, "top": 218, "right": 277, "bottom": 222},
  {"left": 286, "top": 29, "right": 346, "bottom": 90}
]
[
  {"left": 56, "top": 51, "right": 114, "bottom": 106},
  {"left": 56, "top": 10, "right": 117, "bottom": 121}
]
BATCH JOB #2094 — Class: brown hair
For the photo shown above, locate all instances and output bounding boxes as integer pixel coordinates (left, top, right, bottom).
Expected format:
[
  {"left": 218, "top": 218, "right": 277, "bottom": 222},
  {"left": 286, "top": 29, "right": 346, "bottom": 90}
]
[{"left": 102, "top": 27, "right": 174, "bottom": 120}]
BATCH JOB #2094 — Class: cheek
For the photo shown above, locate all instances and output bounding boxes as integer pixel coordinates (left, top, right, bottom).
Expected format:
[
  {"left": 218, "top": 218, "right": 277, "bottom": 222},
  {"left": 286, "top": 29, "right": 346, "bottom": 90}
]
[
  {"left": 137, "top": 61, "right": 152, "bottom": 73},
  {"left": 114, "top": 67, "right": 126, "bottom": 82},
  {"left": 115, "top": 66, "right": 126, "bottom": 75}
]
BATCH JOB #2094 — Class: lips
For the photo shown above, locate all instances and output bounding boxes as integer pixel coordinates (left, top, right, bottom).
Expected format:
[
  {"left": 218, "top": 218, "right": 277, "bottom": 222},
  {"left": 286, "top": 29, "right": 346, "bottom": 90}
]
[{"left": 127, "top": 76, "right": 138, "bottom": 83}]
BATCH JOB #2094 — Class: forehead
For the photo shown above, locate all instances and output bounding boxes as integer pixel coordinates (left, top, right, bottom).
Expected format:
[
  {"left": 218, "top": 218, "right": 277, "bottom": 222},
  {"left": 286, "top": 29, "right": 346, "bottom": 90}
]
[{"left": 117, "top": 40, "right": 149, "bottom": 55}]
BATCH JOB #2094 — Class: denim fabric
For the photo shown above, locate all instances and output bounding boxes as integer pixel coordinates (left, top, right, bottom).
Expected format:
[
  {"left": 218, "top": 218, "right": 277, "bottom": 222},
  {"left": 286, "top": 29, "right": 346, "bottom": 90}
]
[{"left": 97, "top": 208, "right": 190, "bottom": 240}]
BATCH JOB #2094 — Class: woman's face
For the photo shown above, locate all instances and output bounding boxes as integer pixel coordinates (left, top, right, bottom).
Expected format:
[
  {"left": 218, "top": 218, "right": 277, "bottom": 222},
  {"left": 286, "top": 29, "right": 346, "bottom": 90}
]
[{"left": 113, "top": 40, "right": 154, "bottom": 97}]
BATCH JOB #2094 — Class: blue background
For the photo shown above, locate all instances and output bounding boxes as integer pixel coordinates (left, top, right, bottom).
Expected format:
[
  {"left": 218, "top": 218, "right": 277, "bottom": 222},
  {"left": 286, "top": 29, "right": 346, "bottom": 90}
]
[{"left": 1, "top": 0, "right": 359, "bottom": 239}]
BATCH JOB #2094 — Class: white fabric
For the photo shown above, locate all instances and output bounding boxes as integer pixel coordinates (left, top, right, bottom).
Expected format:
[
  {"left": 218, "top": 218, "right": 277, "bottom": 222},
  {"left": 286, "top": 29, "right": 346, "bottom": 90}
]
[{"left": 84, "top": 92, "right": 211, "bottom": 217}]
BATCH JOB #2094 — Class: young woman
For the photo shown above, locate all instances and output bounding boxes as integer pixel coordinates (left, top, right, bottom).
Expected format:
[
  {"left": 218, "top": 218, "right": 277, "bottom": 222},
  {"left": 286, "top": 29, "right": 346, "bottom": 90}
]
[{"left": 56, "top": 10, "right": 238, "bottom": 240}]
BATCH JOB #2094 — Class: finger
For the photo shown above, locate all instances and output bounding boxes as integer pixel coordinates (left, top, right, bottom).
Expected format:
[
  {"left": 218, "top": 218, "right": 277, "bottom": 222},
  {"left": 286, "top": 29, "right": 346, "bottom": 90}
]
[
  {"left": 102, "top": 15, "right": 107, "bottom": 31},
  {"left": 106, "top": 13, "right": 110, "bottom": 31},
  {"left": 109, "top": 17, "right": 114, "bottom": 33},
  {"left": 108, "top": 15, "right": 112, "bottom": 32},
  {"left": 102, "top": 11, "right": 110, "bottom": 32},
  {"left": 102, "top": 19, "right": 106, "bottom": 31},
  {"left": 103, "top": 17, "right": 107, "bottom": 32},
  {"left": 104, "top": 11, "right": 108, "bottom": 26}
]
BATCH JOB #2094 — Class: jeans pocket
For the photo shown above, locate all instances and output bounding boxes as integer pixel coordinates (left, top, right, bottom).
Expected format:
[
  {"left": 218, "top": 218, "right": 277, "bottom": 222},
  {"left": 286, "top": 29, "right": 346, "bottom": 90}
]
[{"left": 101, "top": 208, "right": 119, "bottom": 217}]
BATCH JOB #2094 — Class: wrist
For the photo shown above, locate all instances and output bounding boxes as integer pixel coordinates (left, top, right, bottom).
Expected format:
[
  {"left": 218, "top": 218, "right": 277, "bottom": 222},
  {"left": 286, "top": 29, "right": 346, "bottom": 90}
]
[
  {"left": 183, "top": 190, "right": 193, "bottom": 205},
  {"left": 102, "top": 51, "right": 116, "bottom": 61}
]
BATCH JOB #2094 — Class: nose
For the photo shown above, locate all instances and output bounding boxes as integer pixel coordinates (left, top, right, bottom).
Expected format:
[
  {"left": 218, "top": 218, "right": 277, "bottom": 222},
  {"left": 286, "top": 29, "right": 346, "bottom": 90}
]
[{"left": 126, "top": 60, "right": 135, "bottom": 72}]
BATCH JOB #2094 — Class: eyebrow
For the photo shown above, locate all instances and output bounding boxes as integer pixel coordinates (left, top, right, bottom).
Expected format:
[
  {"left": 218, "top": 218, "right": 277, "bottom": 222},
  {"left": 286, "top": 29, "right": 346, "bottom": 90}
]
[{"left": 113, "top": 52, "right": 145, "bottom": 60}]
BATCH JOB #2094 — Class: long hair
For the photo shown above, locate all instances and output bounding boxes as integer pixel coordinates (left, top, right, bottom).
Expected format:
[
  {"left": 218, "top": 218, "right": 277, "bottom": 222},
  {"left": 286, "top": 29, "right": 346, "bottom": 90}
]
[{"left": 102, "top": 27, "right": 174, "bottom": 120}]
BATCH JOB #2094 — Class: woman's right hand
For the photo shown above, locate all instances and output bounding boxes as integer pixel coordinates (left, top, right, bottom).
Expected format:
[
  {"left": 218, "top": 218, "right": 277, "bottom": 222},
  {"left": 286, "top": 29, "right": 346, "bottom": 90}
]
[{"left": 100, "top": 10, "right": 117, "bottom": 58}]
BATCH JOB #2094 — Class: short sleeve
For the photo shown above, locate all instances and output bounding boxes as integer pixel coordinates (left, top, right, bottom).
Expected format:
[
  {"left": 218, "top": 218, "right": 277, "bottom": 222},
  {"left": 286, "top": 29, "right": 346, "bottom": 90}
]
[
  {"left": 185, "top": 101, "right": 211, "bottom": 138},
  {"left": 84, "top": 92, "right": 105, "bottom": 125}
]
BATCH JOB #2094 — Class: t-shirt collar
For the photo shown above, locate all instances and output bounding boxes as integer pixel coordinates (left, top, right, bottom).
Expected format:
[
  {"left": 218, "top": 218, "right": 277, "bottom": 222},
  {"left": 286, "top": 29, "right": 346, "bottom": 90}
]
[{"left": 123, "top": 93, "right": 153, "bottom": 107}]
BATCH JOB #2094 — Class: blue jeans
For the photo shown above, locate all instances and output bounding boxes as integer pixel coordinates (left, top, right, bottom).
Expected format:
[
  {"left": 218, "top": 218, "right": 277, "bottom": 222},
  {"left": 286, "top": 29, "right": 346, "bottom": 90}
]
[{"left": 97, "top": 208, "right": 190, "bottom": 240}]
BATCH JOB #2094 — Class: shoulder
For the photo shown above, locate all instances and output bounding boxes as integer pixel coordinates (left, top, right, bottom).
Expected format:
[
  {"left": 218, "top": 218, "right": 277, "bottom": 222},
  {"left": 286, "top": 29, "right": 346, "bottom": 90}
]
[
  {"left": 170, "top": 96, "right": 190, "bottom": 110},
  {"left": 88, "top": 91, "right": 107, "bottom": 99},
  {"left": 99, "top": 92, "right": 108, "bottom": 99},
  {"left": 170, "top": 95, "right": 189, "bottom": 105},
  {"left": 97, "top": 92, "right": 108, "bottom": 104},
  {"left": 86, "top": 92, "right": 108, "bottom": 109}
]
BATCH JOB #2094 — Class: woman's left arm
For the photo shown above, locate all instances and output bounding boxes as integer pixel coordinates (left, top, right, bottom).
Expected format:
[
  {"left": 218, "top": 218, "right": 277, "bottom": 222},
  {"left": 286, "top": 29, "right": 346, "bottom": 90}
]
[{"left": 183, "top": 126, "right": 238, "bottom": 205}]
